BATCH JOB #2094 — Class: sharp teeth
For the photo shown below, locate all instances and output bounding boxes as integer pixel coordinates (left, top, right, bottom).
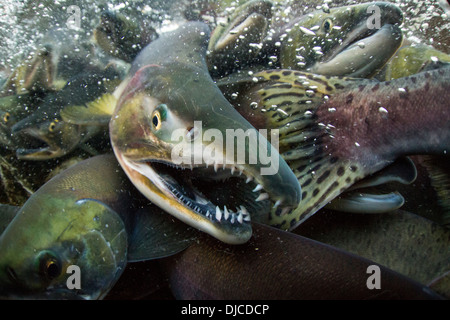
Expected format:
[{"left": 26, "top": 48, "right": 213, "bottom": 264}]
[
  {"left": 273, "top": 200, "right": 282, "bottom": 209},
  {"left": 206, "top": 210, "right": 211, "bottom": 218},
  {"left": 280, "top": 207, "right": 291, "bottom": 215},
  {"left": 239, "top": 169, "right": 243, "bottom": 175},
  {"left": 246, "top": 176, "right": 253, "bottom": 184},
  {"left": 231, "top": 166, "right": 235, "bottom": 175},
  {"left": 214, "top": 163, "right": 219, "bottom": 172},
  {"left": 255, "top": 193, "right": 269, "bottom": 202},
  {"left": 215, "top": 206, "right": 222, "bottom": 221},
  {"left": 253, "top": 184, "right": 263, "bottom": 192},
  {"left": 237, "top": 212, "right": 243, "bottom": 224},
  {"left": 230, "top": 213, "right": 236, "bottom": 224},
  {"left": 243, "top": 214, "right": 251, "bottom": 221},
  {"left": 239, "top": 205, "right": 249, "bottom": 216},
  {"left": 224, "top": 205, "right": 230, "bottom": 220}
]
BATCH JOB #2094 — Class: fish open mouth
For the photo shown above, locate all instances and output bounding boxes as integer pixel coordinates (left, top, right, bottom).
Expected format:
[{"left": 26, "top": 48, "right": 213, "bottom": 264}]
[
  {"left": 13, "top": 127, "right": 67, "bottom": 160},
  {"left": 118, "top": 154, "right": 274, "bottom": 244},
  {"left": 312, "top": 23, "right": 401, "bottom": 77},
  {"left": 326, "top": 23, "right": 398, "bottom": 61}
]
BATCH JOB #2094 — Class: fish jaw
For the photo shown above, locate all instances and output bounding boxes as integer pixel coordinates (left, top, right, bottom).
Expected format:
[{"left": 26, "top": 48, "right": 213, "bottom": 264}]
[
  {"left": 278, "top": 2, "right": 404, "bottom": 77},
  {"left": 207, "top": 0, "right": 273, "bottom": 75},
  {"left": 110, "top": 64, "right": 301, "bottom": 244},
  {"left": 309, "top": 23, "right": 403, "bottom": 77},
  {"left": 110, "top": 89, "right": 254, "bottom": 244}
]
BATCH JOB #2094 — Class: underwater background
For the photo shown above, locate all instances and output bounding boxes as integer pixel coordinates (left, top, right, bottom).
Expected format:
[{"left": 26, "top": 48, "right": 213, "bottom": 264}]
[{"left": 0, "top": 0, "right": 448, "bottom": 300}]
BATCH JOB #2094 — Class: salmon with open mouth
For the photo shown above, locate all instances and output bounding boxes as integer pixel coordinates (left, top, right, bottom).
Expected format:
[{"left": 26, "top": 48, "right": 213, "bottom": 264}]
[{"left": 109, "top": 22, "right": 301, "bottom": 244}]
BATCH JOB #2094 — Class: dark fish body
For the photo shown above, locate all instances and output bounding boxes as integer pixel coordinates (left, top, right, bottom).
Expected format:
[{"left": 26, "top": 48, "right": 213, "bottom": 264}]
[
  {"left": 295, "top": 209, "right": 450, "bottom": 298},
  {"left": 160, "top": 222, "right": 443, "bottom": 299},
  {"left": 316, "top": 67, "right": 450, "bottom": 170}
]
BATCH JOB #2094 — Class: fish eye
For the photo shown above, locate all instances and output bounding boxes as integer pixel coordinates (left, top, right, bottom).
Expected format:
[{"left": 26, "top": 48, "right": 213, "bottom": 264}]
[
  {"left": 151, "top": 104, "right": 167, "bottom": 131},
  {"left": 152, "top": 110, "right": 162, "bottom": 130},
  {"left": 3, "top": 112, "right": 10, "bottom": 123},
  {"left": 37, "top": 251, "right": 62, "bottom": 281},
  {"left": 48, "top": 120, "right": 58, "bottom": 133},
  {"left": 322, "top": 18, "right": 333, "bottom": 33}
]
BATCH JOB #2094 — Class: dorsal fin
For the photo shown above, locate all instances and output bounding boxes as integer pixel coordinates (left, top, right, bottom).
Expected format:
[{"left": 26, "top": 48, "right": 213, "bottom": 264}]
[{"left": 60, "top": 93, "right": 117, "bottom": 125}]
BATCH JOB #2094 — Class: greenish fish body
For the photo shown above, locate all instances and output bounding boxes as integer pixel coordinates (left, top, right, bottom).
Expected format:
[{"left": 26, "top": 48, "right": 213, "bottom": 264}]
[
  {"left": 219, "top": 66, "right": 449, "bottom": 230},
  {"left": 0, "top": 154, "right": 130, "bottom": 299},
  {"left": 0, "top": 154, "right": 195, "bottom": 299},
  {"left": 110, "top": 22, "right": 301, "bottom": 244},
  {"left": 383, "top": 44, "right": 450, "bottom": 80}
]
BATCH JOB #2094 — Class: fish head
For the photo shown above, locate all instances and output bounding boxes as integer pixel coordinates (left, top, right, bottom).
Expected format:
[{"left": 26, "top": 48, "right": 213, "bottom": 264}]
[
  {"left": 0, "top": 110, "right": 20, "bottom": 149},
  {"left": 207, "top": 0, "right": 273, "bottom": 75},
  {"left": 110, "top": 63, "right": 301, "bottom": 244},
  {"left": 0, "top": 197, "right": 127, "bottom": 300},
  {"left": 11, "top": 113, "right": 99, "bottom": 160},
  {"left": 279, "top": 2, "right": 404, "bottom": 77},
  {"left": 0, "top": 93, "right": 40, "bottom": 149},
  {"left": 93, "top": 10, "right": 158, "bottom": 63}
]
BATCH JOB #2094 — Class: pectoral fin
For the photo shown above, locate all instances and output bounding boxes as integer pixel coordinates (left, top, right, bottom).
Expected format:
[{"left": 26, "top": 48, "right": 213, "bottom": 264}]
[{"left": 126, "top": 204, "right": 198, "bottom": 262}]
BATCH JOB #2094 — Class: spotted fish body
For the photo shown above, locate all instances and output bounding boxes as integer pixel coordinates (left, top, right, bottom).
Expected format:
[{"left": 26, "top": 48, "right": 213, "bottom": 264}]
[{"left": 219, "top": 66, "right": 449, "bottom": 230}]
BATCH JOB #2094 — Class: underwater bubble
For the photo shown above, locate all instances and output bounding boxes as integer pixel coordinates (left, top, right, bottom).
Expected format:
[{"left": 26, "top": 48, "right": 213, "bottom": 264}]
[{"left": 299, "top": 26, "right": 316, "bottom": 36}]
